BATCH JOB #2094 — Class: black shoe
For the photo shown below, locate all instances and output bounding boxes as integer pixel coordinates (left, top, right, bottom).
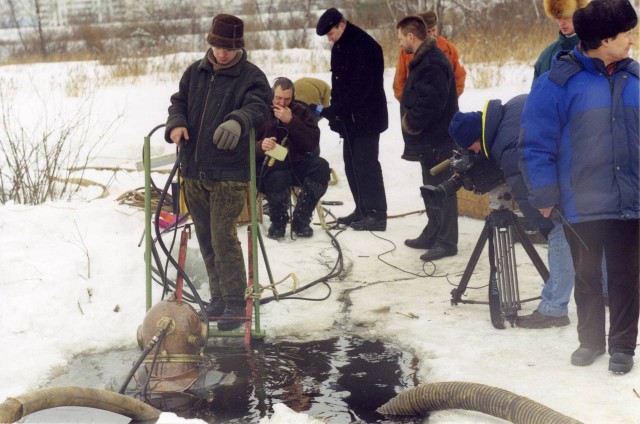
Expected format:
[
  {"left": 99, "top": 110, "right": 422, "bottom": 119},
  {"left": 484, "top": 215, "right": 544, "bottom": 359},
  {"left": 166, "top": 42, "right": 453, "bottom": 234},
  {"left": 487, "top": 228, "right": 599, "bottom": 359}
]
[
  {"left": 217, "top": 301, "right": 246, "bottom": 331},
  {"left": 571, "top": 346, "right": 606, "bottom": 366},
  {"left": 292, "top": 219, "right": 313, "bottom": 237},
  {"left": 203, "top": 298, "right": 225, "bottom": 318},
  {"left": 350, "top": 216, "right": 387, "bottom": 231},
  {"left": 516, "top": 311, "right": 570, "bottom": 329},
  {"left": 337, "top": 211, "right": 362, "bottom": 226},
  {"left": 419, "top": 246, "right": 457, "bottom": 261},
  {"left": 404, "top": 234, "right": 434, "bottom": 250},
  {"left": 267, "top": 222, "right": 286, "bottom": 239},
  {"left": 609, "top": 352, "right": 634, "bottom": 374}
]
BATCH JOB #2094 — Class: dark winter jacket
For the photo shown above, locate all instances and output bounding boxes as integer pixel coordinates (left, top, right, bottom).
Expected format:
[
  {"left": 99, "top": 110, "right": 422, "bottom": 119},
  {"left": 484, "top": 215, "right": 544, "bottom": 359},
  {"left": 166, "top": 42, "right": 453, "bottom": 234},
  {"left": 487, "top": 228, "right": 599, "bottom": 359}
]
[
  {"left": 165, "top": 49, "right": 271, "bottom": 181},
  {"left": 322, "top": 21, "right": 388, "bottom": 137},
  {"left": 533, "top": 32, "right": 580, "bottom": 81},
  {"left": 520, "top": 47, "right": 639, "bottom": 224},
  {"left": 481, "top": 94, "right": 553, "bottom": 236},
  {"left": 400, "top": 38, "right": 459, "bottom": 162},
  {"left": 256, "top": 102, "right": 320, "bottom": 163}
]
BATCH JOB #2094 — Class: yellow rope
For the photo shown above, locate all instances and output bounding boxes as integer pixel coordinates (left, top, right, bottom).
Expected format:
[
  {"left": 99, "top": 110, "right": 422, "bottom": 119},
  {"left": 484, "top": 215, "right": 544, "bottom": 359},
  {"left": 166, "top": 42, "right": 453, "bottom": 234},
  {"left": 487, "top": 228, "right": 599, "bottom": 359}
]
[{"left": 245, "top": 273, "right": 300, "bottom": 301}]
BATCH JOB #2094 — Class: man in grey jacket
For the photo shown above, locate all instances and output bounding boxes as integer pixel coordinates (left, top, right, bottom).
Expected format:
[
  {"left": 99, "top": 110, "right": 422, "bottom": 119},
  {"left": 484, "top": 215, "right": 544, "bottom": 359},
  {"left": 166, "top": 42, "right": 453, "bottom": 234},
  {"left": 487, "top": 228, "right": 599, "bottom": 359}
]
[{"left": 165, "top": 14, "right": 271, "bottom": 331}]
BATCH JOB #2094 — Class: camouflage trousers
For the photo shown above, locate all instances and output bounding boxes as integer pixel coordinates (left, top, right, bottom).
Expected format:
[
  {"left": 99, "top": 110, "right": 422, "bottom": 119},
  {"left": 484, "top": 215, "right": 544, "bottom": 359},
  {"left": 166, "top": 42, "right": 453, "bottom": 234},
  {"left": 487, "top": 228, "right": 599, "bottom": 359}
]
[{"left": 183, "top": 178, "right": 248, "bottom": 302}]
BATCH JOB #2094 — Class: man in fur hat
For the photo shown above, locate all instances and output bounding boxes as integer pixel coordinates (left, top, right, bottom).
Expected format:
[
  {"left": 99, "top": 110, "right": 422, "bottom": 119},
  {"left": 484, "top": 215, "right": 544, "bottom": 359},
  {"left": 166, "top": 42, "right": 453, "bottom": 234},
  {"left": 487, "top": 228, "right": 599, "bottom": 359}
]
[
  {"left": 396, "top": 15, "right": 459, "bottom": 261},
  {"left": 520, "top": 0, "right": 638, "bottom": 374},
  {"left": 165, "top": 14, "right": 271, "bottom": 331},
  {"left": 533, "top": 0, "right": 589, "bottom": 80}
]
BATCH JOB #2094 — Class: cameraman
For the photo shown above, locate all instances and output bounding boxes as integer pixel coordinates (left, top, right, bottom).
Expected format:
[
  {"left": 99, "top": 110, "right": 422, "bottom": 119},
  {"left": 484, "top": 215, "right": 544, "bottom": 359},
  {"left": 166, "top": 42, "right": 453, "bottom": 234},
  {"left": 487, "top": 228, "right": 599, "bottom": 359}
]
[{"left": 449, "top": 94, "right": 574, "bottom": 329}]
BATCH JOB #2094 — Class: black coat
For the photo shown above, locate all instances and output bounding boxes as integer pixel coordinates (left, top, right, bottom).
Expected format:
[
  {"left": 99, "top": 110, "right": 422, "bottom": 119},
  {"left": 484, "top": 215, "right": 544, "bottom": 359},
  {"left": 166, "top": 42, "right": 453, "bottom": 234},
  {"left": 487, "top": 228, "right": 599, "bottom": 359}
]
[
  {"left": 324, "top": 22, "right": 388, "bottom": 137},
  {"left": 400, "top": 39, "right": 458, "bottom": 162},
  {"left": 165, "top": 49, "right": 271, "bottom": 181}
]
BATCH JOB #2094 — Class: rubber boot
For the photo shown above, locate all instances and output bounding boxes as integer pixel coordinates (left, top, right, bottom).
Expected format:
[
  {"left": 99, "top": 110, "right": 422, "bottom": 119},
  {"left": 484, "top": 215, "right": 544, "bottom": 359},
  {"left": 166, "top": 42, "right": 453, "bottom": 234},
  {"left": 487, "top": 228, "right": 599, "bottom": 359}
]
[
  {"left": 266, "top": 190, "right": 290, "bottom": 240},
  {"left": 292, "top": 179, "right": 326, "bottom": 237},
  {"left": 204, "top": 298, "right": 225, "bottom": 318},
  {"left": 217, "top": 300, "right": 246, "bottom": 331},
  {"left": 404, "top": 226, "right": 433, "bottom": 249}
]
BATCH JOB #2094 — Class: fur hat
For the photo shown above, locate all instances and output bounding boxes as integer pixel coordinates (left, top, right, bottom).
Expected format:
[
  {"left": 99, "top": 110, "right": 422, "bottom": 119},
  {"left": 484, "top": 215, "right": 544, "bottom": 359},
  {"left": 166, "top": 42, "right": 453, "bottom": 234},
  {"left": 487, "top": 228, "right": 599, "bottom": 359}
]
[
  {"left": 449, "top": 111, "right": 482, "bottom": 149},
  {"left": 316, "top": 8, "right": 343, "bottom": 36},
  {"left": 574, "top": 0, "right": 638, "bottom": 43},
  {"left": 207, "top": 14, "right": 244, "bottom": 49},
  {"left": 420, "top": 11, "right": 438, "bottom": 29},
  {"left": 544, "top": 0, "right": 589, "bottom": 19}
]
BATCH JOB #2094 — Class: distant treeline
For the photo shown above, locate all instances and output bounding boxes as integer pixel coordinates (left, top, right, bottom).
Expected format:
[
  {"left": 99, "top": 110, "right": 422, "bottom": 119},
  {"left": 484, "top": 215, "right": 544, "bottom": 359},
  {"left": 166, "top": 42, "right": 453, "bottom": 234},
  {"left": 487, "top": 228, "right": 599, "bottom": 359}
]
[{"left": 0, "top": 0, "right": 561, "bottom": 67}]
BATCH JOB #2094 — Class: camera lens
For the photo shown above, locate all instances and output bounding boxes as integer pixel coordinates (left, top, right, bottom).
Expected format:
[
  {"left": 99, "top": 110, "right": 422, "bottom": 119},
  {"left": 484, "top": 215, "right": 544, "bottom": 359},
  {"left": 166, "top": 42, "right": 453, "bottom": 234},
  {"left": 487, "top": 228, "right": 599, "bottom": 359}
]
[{"left": 438, "top": 177, "right": 462, "bottom": 197}]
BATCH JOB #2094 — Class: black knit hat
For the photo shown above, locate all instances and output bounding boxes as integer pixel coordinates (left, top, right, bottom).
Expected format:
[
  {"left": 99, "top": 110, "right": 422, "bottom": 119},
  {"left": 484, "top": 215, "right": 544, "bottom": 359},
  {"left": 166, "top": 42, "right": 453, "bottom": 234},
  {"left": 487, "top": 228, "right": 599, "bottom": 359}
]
[
  {"left": 207, "top": 14, "right": 244, "bottom": 49},
  {"left": 574, "top": 0, "right": 638, "bottom": 43},
  {"left": 316, "top": 8, "right": 343, "bottom": 36}
]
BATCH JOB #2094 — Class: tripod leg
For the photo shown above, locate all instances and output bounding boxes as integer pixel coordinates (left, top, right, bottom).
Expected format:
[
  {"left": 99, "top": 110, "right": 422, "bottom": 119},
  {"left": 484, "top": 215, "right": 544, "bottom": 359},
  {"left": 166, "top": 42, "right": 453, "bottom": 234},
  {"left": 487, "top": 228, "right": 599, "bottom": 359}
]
[
  {"left": 451, "top": 219, "right": 489, "bottom": 305},
  {"left": 494, "top": 224, "right": 519, "bottom": 325},
  {"left": 512, "top": 216, "right": 550, "bottom": 282}
]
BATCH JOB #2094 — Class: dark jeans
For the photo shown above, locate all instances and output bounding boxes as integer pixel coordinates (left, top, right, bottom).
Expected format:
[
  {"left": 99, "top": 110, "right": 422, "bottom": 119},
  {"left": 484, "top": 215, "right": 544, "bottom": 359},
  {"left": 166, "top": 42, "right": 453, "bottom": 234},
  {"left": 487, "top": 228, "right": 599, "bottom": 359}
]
[
  {"left": 343, "top": 132, "right": 387, "bottom": 219},
  {"left": 420, "top": 156, "right": 458, "bottom": 251},
  {"left": 259, "top": 156, "right": 330, "bottom": 195},
  {"left": 183, "top": 178, "right": 248, "bottom": 302},
  {"left": 564, "top": 219, "right": 639, "bottom": 355}
]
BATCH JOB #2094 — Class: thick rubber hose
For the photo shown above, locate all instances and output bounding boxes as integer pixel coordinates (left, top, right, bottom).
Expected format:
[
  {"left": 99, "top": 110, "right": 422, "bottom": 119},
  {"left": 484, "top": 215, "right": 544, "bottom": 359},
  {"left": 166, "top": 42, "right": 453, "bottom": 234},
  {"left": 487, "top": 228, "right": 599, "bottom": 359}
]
[
  {"left": 377, "top": 382, "right": 582, "bottom": 424},
  {"left": 0, "top": 386, "right": 160, "bottom": 423}
]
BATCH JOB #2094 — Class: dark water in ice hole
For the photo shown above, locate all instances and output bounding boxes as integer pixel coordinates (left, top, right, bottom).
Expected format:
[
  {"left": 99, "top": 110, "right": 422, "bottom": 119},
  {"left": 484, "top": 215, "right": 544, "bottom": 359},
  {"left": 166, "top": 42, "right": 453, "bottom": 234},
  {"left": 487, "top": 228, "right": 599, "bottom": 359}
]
[{"left": 31, "top": 336, "right": 422, "bottom": 423}]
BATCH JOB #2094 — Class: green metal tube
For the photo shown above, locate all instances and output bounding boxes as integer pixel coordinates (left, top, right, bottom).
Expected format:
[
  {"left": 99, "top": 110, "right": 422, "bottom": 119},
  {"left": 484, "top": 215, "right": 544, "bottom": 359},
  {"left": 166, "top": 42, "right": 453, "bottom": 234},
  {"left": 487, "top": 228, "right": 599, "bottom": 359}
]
[
  {"left": 256, "top": 230, "right": 275, "bottom": 287},
  {"left": 144, "top": 136, "right": 152, "bottom": 311},
  {"left": 249, "top": 127, "right": 261, "bottom": 334}
]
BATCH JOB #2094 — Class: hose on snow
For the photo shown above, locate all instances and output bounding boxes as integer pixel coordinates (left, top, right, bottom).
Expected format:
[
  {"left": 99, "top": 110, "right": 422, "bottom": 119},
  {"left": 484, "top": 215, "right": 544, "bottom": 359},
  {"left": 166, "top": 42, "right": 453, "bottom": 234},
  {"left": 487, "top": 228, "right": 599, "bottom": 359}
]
[
  {"left": 377, "top": 381, "right": 582, "bottom": 424},
  {"left": 0, "top": 386, "right": 160, "bottom": 423}
]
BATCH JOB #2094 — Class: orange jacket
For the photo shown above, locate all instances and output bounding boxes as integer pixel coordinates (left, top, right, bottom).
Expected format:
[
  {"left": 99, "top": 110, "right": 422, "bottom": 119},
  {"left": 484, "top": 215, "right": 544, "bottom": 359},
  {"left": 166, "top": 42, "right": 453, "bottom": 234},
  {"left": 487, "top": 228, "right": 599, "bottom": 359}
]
[{"left": 393, "top": 35, "right": 466, "bottom": 100}]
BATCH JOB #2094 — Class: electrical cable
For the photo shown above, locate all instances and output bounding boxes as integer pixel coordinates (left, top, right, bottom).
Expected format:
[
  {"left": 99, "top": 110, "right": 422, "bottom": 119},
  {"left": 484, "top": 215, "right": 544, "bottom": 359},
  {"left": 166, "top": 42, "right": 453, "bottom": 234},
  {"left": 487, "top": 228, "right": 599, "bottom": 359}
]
[
  {"left": 144, "top": 124, "right": 210, "bottom": 342},
  {"left": 259, "top": 224, "right": 345, "bottom": 304},
  {"left": 152, "top": 146, "right": 209, "bottom": 342},
  {"left": 118, "top": 328, "right": 167, "bottom": 395},
  {"left": 141, "top": 329, "right": 167, "bottom": 401}
]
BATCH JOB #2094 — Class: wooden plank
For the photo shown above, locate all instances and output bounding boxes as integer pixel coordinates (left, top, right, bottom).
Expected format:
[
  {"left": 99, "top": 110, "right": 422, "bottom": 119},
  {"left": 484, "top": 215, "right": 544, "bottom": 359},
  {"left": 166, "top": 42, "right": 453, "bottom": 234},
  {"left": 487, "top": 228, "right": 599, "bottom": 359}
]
[
  {"left": 238, "top": 187, "right": 262, "bottom": 225},
  {"left": 457, "top": 189, "right": 491, "bottom": 219}
]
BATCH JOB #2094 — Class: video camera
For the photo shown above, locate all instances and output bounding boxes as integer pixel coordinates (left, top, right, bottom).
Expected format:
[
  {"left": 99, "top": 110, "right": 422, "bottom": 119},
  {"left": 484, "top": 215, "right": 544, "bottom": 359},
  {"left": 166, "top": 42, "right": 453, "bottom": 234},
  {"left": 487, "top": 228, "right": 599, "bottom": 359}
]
[{"left": 421, "top": 148, "right": 505, "bottom": 208}]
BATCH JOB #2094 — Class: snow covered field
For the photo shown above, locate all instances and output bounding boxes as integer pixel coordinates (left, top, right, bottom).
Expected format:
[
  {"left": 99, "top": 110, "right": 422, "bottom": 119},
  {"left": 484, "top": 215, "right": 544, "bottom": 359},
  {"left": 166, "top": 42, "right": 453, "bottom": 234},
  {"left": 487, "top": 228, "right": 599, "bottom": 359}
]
[{"left": 0, "top": 52, "right": 638, "bottom": 424}]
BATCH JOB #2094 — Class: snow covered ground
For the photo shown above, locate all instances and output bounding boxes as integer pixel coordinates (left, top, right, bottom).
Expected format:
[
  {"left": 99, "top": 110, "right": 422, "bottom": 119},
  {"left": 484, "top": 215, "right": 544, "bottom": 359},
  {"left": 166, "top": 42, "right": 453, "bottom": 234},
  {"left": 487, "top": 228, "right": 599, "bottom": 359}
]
[{"left": 0, "top": 53, "right": 639, "bottom": 424}]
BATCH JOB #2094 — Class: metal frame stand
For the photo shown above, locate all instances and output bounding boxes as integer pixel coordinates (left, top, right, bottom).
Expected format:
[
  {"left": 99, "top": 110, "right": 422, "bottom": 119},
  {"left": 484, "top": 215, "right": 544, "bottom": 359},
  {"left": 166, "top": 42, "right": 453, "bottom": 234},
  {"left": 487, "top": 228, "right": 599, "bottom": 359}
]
[{"left": 450, "top": 186, "right": 550, "bottom": 327}]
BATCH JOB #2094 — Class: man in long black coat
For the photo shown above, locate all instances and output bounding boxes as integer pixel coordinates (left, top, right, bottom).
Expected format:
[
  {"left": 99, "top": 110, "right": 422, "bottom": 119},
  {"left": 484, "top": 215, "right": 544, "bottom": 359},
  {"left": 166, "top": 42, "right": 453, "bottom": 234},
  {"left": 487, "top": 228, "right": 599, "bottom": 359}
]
[
  {"left": 316, "top": 8, "right": 388, "bottom": 231},
  {"left": 397, "top": 15, "right": 459, "bottom": 261}
]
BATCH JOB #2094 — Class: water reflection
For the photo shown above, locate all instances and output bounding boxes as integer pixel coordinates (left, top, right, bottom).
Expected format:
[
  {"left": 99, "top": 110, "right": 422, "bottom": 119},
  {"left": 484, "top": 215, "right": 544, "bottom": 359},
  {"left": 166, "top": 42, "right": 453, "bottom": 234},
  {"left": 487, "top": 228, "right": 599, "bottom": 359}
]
[{"left": 184, "top": 336, "right": 420, "bottom": 423}]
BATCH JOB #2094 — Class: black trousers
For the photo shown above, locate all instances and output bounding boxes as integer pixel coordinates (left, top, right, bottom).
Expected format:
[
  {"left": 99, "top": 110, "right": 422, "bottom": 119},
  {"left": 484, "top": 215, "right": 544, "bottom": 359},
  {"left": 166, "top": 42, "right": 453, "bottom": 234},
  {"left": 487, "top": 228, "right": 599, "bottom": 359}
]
[
  {"left": 419, "top": 157, "right": 458, "bottom": 251},
  {"left": 343, "top": 132, "right": 387, "bottom": 219},
  {"left": 564, "top": 219, "right": 639, "bottom": 355}
]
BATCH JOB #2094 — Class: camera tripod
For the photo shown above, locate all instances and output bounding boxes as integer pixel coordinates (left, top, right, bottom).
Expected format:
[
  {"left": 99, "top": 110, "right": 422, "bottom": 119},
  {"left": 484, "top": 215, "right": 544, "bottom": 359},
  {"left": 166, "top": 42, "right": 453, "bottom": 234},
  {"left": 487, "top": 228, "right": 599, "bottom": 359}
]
[{"left": 450, "top": 186, "right": 549, "bottom": 329}]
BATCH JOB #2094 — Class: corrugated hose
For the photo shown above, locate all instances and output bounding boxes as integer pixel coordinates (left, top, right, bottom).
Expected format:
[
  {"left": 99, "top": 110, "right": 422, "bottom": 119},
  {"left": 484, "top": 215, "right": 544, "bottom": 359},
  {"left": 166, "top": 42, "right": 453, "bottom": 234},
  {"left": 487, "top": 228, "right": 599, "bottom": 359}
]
[{"left": 377, "top": 381, "right": 582, "bottom": 424}]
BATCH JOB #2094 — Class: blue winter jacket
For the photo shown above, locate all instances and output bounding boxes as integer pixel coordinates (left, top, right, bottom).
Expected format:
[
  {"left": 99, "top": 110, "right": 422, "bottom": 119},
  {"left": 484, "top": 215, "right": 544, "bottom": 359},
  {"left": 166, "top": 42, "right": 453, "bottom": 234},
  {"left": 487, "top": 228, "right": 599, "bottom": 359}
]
[
  {"left": 519, "top": 47, "right": 639, "bottom": 224},
  {"left": 481, "top": 95, "right": 553, "bottom": 236}
]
